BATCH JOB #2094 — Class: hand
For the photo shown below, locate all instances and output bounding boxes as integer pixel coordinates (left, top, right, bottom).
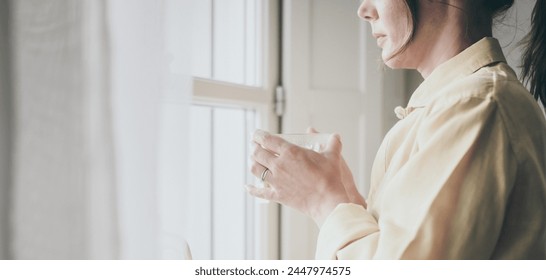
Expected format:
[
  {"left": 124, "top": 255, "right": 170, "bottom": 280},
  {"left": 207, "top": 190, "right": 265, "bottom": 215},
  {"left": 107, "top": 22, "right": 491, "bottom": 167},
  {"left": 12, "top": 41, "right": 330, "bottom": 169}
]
[
  {"left": 307, "top": 128, "right": 367, "bottom": 209},
  {"left": 246, "top": 130, "right": 351, "bottom": 226}
]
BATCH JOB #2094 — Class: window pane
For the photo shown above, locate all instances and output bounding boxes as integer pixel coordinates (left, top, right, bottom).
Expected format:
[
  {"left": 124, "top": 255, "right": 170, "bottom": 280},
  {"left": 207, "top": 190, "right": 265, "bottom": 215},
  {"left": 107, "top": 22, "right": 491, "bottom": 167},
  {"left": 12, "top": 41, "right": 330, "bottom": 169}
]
[
  {"left": 186, "top": 105, "right": 213, "bottom": 259},
  {"left": 212, "top": 107, "right": 246, "bottom": 259},
  {"left": 187, "top": 104, "right": 257, "bottom": 259},
  {"left": 213, "top": 0, "right": 246, "bottom": 84},
  {"left": 191, "top": 0, "right": 212, "bottom": 79},
  {"left": 192, "top": 0, "right": 264, "bottom": 87}
]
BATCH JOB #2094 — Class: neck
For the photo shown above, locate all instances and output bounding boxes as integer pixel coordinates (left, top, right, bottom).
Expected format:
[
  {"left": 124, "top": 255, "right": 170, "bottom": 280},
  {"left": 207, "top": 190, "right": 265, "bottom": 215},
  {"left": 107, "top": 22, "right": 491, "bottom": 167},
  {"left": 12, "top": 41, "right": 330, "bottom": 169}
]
[
  {"left": 409, "top": 0, "right": 492, "bottom": 78},
  {"left": 416, "top": 30, "right": 479, "bottom": 78}
]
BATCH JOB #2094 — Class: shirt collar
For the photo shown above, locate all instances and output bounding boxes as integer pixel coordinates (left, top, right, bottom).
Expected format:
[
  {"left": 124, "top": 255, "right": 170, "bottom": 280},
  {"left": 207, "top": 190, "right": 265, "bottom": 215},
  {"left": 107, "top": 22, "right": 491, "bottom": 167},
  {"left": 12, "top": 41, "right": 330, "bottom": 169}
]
[{"left": 407, "top": 37, "right": 507, "bottom": 108}]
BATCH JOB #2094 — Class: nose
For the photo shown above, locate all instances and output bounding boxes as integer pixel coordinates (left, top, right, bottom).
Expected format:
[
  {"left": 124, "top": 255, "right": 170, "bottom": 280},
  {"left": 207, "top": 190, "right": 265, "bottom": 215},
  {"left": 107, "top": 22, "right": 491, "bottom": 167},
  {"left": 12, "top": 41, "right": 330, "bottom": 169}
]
[{"left": 358, "top": 0, "right": 378, "bottom": 22}]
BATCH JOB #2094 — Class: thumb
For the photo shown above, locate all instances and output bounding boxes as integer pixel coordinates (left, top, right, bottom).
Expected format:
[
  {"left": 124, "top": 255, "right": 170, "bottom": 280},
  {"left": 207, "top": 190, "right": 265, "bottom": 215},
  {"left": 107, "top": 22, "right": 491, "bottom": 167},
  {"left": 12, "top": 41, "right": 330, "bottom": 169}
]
[{"left": 324, "top": 134, "right": 342, "bottom": 156}]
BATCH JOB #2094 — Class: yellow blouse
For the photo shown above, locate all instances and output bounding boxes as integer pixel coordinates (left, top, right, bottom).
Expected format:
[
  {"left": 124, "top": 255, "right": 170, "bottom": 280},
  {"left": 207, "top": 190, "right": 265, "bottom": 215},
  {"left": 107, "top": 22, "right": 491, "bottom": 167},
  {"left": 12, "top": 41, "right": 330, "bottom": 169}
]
[{"left": 316, "top": 37, "right": 546, "bottom": 259}]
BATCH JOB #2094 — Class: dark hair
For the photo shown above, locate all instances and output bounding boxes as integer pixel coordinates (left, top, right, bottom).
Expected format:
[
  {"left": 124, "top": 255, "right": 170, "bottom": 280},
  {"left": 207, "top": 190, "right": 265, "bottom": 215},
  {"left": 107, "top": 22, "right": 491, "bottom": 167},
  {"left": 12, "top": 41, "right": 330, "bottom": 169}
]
[
  {"left": 483, "top": 0, "right": 514, "bottom": 18},
  {"left": 521, "top": 0, "right": 546, "bottom": 108}
]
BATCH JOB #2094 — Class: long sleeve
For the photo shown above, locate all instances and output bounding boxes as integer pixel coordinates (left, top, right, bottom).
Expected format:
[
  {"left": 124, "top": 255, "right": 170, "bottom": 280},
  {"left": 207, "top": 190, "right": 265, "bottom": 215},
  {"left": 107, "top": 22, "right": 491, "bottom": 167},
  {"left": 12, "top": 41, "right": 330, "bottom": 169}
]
[{"left": 316, "top": 93, "right": 519, "bottom": 259}]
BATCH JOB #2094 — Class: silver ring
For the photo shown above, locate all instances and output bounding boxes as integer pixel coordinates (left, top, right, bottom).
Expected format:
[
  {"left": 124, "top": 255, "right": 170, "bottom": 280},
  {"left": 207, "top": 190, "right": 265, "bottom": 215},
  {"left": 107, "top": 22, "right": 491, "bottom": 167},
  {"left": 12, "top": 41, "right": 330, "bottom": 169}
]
[{"left": 260, "top": 168, "right": 270, "bottom": 182}]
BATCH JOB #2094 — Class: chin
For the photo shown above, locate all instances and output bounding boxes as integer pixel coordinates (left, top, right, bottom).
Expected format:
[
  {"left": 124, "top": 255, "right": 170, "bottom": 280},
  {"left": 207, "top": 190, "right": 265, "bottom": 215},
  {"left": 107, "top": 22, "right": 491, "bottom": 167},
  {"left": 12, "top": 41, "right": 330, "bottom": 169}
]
[
  {"left": 382, "top": 51, "right": 410, "bottom": 69},
  {"left": 382, "top": 55, "right": 403, "bottom": 69}
]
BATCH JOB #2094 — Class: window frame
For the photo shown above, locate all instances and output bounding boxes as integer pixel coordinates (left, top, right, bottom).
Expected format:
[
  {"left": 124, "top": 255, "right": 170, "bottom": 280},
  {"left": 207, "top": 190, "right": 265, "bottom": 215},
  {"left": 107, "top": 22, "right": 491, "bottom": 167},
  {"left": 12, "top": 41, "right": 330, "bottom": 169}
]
[{"left": 189, "top": 0, "right": 281, "bottom": 260}]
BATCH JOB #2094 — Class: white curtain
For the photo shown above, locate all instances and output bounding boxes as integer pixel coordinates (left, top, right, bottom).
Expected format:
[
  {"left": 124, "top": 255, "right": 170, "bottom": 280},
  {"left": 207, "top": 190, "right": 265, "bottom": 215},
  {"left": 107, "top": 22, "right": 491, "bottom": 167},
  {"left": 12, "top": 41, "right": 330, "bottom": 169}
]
[
  {"left": 0, "top": 0, "right": 12, "bottom": 260},
  {"left": 0, "top": 0, "right": 191, "bottom": 259}
]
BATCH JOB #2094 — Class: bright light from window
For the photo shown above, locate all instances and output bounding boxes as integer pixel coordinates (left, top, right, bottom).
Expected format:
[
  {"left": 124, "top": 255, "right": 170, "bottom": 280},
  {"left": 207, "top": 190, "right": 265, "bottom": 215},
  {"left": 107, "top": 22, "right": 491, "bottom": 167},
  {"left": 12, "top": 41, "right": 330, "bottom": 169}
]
[
  {"left": 186, "top": 105, "right": 257, "bottom": 259},
  {"left": 185, "top": 0, "right": 273, "bottom": 260},
  {"left": 191, "top": 0, "right": 263, "bottom": 87}
]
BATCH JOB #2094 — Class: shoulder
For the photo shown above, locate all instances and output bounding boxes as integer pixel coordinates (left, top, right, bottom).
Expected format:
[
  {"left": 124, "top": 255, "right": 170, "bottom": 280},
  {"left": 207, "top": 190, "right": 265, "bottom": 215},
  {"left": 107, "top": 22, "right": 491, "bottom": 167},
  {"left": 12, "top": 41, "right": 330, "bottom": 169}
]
[
  {"left": 423, "top": 62, "right": 546, "bottom": 160},
  {"left": 426, "top": 62, "right": 541, "bottom": 118}
]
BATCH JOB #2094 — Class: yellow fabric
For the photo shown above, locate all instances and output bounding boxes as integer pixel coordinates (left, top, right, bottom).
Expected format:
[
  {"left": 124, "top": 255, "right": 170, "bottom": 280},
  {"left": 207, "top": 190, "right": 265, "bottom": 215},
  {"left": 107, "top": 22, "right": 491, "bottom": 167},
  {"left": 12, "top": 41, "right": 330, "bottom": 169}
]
[{"left": 316, "top": 37, "right": 546, "bottom": 259}]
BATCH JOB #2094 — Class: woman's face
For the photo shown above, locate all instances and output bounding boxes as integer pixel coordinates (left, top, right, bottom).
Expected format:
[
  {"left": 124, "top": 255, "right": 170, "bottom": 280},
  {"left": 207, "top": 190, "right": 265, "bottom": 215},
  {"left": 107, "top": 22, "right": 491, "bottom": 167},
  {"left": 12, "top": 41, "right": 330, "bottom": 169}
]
[{"left": 358, "top": 0, "right": 414, "bottom": 68}]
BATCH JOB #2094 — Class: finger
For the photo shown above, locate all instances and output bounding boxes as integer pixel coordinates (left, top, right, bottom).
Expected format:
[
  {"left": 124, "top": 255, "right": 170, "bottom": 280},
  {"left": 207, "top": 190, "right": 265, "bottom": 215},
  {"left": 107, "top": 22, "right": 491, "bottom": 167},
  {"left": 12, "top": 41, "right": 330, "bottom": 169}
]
[
  {"left": 245, "top": 185, "right": 276, "bottom": 201},
  {"left": 252, "top": 144, "right": 277, "bottom": 168},
  {"left": 306, "top": 127, "right": 319, "bottom": 134},
  {"left": 250, "top": 160, "right": 270, "bottom": 179},
  {"left": 324, "top": 133, "right": 342, "bottom": 155},
  {"left": 252, "top": 129, "right": 293, "bottom": 155}
]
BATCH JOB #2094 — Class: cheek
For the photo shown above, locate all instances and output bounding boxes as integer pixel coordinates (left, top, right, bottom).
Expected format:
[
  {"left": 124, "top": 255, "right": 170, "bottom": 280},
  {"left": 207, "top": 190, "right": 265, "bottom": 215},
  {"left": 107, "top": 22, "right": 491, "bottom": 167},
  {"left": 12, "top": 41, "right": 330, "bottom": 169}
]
[
  {"left": 384, "top": 2, "right": 409, "bottom": 39},
  {"left": 381, "top": 18, "right": 410, "bottom": 62},
  {"left": 388, "top": 20, "right": 409, "bottom": 48},
  {"left": 380, "top": 29, "right": 406, "bottom": 60},
  {"left": 380, "top": 29, "right": 413, "bottom": 68}
]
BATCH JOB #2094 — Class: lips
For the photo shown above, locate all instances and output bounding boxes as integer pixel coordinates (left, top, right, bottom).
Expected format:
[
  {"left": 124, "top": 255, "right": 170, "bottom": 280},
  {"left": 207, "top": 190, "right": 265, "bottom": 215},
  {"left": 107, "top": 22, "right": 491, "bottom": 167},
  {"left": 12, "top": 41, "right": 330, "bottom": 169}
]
[{"left": 373, "top": 34, "right": 386, "bottom": 47}]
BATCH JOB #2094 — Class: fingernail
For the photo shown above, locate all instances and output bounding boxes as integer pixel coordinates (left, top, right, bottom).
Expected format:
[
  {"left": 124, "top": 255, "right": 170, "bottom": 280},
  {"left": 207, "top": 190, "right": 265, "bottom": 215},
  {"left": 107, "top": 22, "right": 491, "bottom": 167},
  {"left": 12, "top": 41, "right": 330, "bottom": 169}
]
[
  {"left": 252, "top": 129, "right": 269, "bottom": 144},
  {"left": 329, "top": 133, "right": 341, "bottom": 141}
]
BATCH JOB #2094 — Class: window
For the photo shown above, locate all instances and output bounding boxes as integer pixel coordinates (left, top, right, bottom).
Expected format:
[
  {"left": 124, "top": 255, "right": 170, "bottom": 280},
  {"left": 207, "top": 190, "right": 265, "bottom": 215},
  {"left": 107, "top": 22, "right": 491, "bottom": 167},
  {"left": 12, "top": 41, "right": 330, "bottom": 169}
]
[
  {"left": 192, "top": 0, "right": 264, "bottom": 86},
  {"left": 184, "top": 0, "right": 279, "bottom": 260}
]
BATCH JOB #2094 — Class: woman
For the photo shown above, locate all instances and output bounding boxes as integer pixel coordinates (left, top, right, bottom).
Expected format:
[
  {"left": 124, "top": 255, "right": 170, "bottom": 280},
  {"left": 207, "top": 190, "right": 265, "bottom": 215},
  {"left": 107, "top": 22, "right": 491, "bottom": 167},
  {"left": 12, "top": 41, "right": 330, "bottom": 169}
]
[{"left": 247, "top": 0, "right": 546, "bottom": 259}]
